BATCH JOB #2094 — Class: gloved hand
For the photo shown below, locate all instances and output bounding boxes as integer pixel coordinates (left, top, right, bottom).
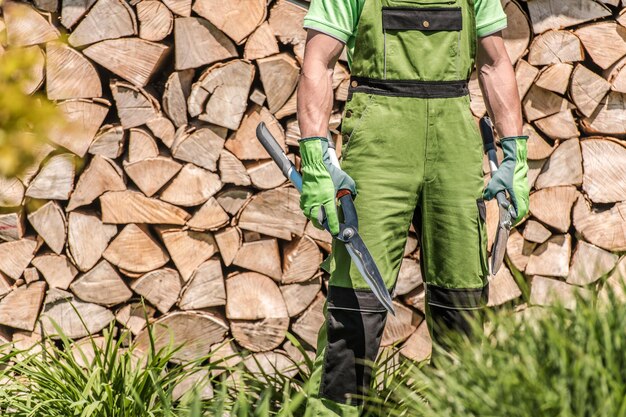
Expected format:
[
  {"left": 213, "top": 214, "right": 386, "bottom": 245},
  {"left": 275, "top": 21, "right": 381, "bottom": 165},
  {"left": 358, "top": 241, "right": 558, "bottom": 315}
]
[
  {"left": 483, "top": 136, "right": 530, "bottom": 224},
  {"left": 299, "top": 137, "right": 356, "bottom": 235}
]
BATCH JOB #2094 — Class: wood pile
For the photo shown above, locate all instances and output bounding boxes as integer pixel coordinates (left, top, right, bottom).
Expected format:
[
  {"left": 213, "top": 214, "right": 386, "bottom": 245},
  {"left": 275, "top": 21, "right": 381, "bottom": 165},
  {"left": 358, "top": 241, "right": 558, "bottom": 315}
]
[{"left": 0, "top": 0, "right": 625, "bottom": 376}]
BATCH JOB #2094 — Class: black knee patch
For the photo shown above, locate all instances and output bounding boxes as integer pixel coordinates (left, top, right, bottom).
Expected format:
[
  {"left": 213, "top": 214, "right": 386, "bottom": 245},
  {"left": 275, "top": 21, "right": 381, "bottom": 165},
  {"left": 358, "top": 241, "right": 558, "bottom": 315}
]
[
  {"left": 319, "top": 286, "right": 388, "bottom": 405},
  {"left": 427, "top": 284, "right": 489, "bottom": 347}
]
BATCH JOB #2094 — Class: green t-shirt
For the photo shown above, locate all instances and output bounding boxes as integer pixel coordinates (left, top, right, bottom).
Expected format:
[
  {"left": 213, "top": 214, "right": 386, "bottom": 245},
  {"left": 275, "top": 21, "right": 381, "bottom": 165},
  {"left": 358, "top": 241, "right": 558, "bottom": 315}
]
[{"left": 303, "top": 0, "right": 507, "bottom": 67}]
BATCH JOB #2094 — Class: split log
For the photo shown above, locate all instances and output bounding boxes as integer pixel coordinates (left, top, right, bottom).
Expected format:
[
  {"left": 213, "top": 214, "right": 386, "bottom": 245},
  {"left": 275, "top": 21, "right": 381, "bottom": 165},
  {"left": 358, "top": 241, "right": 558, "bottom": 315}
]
[
  {"left": 130, "top": 268, "right": 181, "bottom": 313},
  {"left": 68, "top": 0, "right": 136, "bottom": 47},
  {"left": 46, "top": 42, "right": 102, "bottom": 100},
  {"left": 529, "top": 186, "right": 578, "bottom": 233},
  {"left": 404, "top": 234, "right": 419, "bottom": 257},
  {"left": 187, "top": 198, "right": 229, "bottom": 231},
  {"left": 281, "top": 236, "right": 322, "bottom": 284},
  {"left": 530, "top": 276, "right": 588, "bottom": 309},
  {"left": 567, "top": 241, "right": 619, "bottom": 286},
  {"left": 598, "top": 257, "right": 626, "bottom": 306},
  {"left": 156, "top": 227, "right": 218, "bottom": 281},
  {"left": 506, "top": 229, "right": 535, "bottom": 273},
  {"left": 214, "top": 227, "right": 242, "bottom": 267},
  {"left": 280, "top": 276, "right": 322, "bottom": 317},
  {"left": 226, "top": 272, "right": 289, "bottom": 351},
  {"left": 101, "top": 190, "right": 190, "bottom": 225},
  {"left": 137, "top": 0, "right": 173, "bottom": 42},
  {"left": 381, "top": 302, "right": 422, "bottom": 347},
  {"left": 84, "top": 38, "right": 169, "bottom": 87},
  {"left": 173, "top": 17, "right": 237, "bottom": 71},
  {"left": 525, "top": 234, "right": 572, "bottom": 278},
  {"left": 233, "top": 239, "right": 282, "bottom": 281},
  {"left": 523, "top": 85, "right": 574, "bottom": 122},
  {"left": 124, "top": 157, "right": 182, "bottom": 197},
  {"left": 534, "top": 139, "right": 583, "bottom": 189},
  {"left": 103, "top": 224, "right": 170, "bottom": 274},
  {"left": 502, "top": 0, "right": 531, "bottom": 65},
  {"left": 468, "top": 71, "right": 486, "bottom": 118},
  {"left": 68, "top": 155, "right": 126, "bottom": 211},
  {"left": 0, "top": 282, "right": 46, "bottom": 331},
  {"left": 0, "top": 176, "right": 25, "bottom": 207},
  {"left": 34, "top": 0, "right": 58, "bottom": 12},
  {"left": 0, "top": 274, "right": 11, "bottom": 297},
  {"left": 244, "top": 22, "right": 280, "bottom": 60},
  {"left": 534, "top": 110, "right": 579, "bottom": 140},
  {"left": 581, "top": 92, "right": 626, "bottom": 136},
  {"left": 163, "top": 70, "right": 194, "bottom": 128},
  {"left": 527, "top": 30, "right": 584, "bottom": 66},
  {"left": 26, "top": 154, "right": 76, "bottom": 200},
  {"left": 247, "top": 159, "right": 289, "bottom": 190},
  {"left": 573, "top": 196, "right": 626, "bottom": 252},
  {"left": 581, "top": 138, "right": 626, "bottom": 203},
  {"left": 291, "top": 294, "right": 325, "bottom": 348},
  {"left": 188, "top": 60, "right": 255, "bottom": 130},
  {"left": 244, "top": 351, "right": 298, "bottom": 382},
  {"left": 0, "top": 210, "right": 25, "bottom": 242},
  {"left": 32, "top": 253, "right": 78, "bottom": 290},
  {"left": 217, "top": 187, "right": 253, "bottom": 216},
  {"left": 535, "top": 63, "right": 572, "bottom": 95},
  {"left": 70, "top": 336, "right": 107, "bottom": 368},
  {"left": 487, "top": 267, "right": 522, "bottom": 306},
  {"left": 399, "top": 322, "right": 431, "bottom": 363},
  {"left": 159, "top": 164, "right": 222, "bottom": 207},
  {"left": 68, "top": 211, "right": 117, "bottom": 272},
  {"left": 209, "top": 341, "right": 242, "bottom": 376},
  {"left": 162, "top": 0, "right": 191, "bottom": 17},
  {"left": 110, "top": 81, "right": 160, "bottom": 129},
  {"left": 575, "top": 22, "right": 626, "bottom": 69},
  {"left": 526, "top": 0, "right": 610, "bottom": 34},
  {"left": 258, "top": 53, "right": 300, "bottom": 113},
  {"left": 89, "top": 125, "right": 125, "bottom": 159},
  {"left": 127, "top": 128, "right": 158, "bottom": 163},
  {"left": 604, "top": 55, "right": 626, "bottom": 93},
  {"left": 2, "top": 2, "right": 60, "bottom": 47},
  {"left": 61, "top": 0, "right": 97, "bottom": 28},
  {"left": 27, "top": 201, "right": 66, "bottom": 255},
  {"left": 172, "top": 369, "right": 213, "bottom": 401},
  {"left": 49, "top": 99, "right": 110, "bottom": 157},
  {"left": 525, "top": 124, "right": 555, "bottom": 160},
  {"left": 225, "top": 105, "right": 286, "bottom": 160},
  {"left": 238, "top": 187, "right": 307, "bottom": 241},
  {"left": 2, "top": 46, "right": 46, "bottom": 95},
  {"left": 178, "top": 259, "right": 225, "bottom": 310},
  {"left": 267, "top": 0, "right": 307, "bottom": 46},
  {"left": 305, "top": 222, "right": 333, "bottom": 254},
  {"left": 12, "top": 329, "right": 44, "bottom": 354},
  {"left": 145, "top": 115, "right": 179, "bottom": 156},
  {"left": 135, "top": 311, "right": 228, "bottom": 363},
  {"left": 70, "top": 260, "right": 132, "bottom": 306},
  {"left": 250, "top": 88, "right": 267, "bottom": 106},
  {"left": 192, "top": 0, "right": 266, "bottom": 44},
  {"left": 402, "top": 286, "right": 426, "bottom": 313},
  {"left": 0, "top": 238, "right": 38, "bottom": 280},
  {"left": 171, "top": 128, "right": 224, "bottom": 171},
  {"left": 116, "top": 302, "right": 155, "bottom": 335},
  {"left": 24, "top": 267, "right": 40, "bottom": 284},
  {"left": 395, "top": 258, "right": 423, "bottom": 296},
  {"left": 516, "top": 60, "right": 539, "bottom": 101},
  {"left": 523, "top": 220, "right": 551, "bottom": 244},
  {"left": 219, "top": 150, "right": 251, "bottom": 186},
  {"left": 570, "top": 64, "right": 611, "bottom": 118}
]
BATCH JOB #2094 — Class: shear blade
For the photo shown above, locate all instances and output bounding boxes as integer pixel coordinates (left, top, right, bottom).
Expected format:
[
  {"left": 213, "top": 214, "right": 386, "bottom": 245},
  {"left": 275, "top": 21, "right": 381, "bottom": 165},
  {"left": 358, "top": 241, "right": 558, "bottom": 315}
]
[
  {"left": 491, "top": 223, "right": 510, "bottom": 275},
  {"left": 345, "top": 234, "right": 395, "bottom": 315}
]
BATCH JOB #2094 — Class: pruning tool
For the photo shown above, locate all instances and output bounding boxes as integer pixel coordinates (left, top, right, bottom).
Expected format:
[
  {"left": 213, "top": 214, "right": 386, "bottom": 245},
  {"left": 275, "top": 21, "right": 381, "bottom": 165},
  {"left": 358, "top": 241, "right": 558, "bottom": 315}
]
[
  {"left": 256, "top": 122, "right": 395, "bottom": 315},
  {"left": 480, "top": 116, "right": 516, "bottom": 276}
]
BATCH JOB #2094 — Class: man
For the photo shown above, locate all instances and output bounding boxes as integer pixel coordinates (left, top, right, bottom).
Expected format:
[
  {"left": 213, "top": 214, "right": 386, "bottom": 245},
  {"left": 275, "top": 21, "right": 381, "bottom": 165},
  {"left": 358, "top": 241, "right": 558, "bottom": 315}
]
[{"left": 296, "top": 0, "right": 529, "bottom": 415}]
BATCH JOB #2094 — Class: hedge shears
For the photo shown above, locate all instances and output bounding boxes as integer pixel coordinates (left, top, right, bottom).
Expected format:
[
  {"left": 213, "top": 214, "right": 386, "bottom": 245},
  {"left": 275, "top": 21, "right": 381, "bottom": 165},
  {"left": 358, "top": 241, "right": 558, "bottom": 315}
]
[{"left": 256, "top": 123, "right": 395, "bottom": 315}]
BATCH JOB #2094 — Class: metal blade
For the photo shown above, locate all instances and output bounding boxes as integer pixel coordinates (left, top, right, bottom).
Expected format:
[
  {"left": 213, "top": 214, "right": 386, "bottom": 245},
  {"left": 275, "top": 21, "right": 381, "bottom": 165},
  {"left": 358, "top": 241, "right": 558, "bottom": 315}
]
[
  {"left": 345, "top": 234, "right": 395, "bottom": 315},
  {"left": 491, "top": 203, "right": 513, "bottom": 275}
]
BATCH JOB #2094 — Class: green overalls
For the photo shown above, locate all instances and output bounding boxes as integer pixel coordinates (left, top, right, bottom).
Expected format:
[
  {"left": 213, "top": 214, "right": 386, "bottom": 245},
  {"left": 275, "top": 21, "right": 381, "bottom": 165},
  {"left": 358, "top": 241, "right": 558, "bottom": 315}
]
[{"left": 306, "top": 0, "right": 488, "bottom": 415}]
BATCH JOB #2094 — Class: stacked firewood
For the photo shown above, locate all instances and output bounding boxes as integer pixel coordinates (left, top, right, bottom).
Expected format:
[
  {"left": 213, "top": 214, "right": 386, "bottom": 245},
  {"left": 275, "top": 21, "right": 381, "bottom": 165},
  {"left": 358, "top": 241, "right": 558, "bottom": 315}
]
[{"left": 0, "top": 0, "right": 625, "bottom": 375}]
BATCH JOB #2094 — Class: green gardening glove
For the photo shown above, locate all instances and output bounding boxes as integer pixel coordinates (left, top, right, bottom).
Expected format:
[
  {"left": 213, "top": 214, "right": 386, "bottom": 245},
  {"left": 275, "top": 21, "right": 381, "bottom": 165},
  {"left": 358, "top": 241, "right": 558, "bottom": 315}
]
[
  {"left": 299, "top": 137, "right": 356, "bottom": 235},
  {"left": 483, "top": 136, "right": 530, "bottom": 224}
]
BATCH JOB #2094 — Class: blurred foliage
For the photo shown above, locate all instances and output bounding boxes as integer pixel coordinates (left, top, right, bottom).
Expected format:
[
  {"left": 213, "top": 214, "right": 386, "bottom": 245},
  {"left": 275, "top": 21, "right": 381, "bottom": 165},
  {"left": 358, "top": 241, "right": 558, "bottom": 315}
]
[{"left": 0, "top": 45, "right": 62, "bottom": 177}]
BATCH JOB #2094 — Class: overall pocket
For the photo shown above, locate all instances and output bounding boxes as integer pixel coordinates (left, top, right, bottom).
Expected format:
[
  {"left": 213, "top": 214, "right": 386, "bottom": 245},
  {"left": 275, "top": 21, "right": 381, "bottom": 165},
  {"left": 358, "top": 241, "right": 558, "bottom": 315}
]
[{"left": 340, "top": 93, "right": 374, "bottom": 157}]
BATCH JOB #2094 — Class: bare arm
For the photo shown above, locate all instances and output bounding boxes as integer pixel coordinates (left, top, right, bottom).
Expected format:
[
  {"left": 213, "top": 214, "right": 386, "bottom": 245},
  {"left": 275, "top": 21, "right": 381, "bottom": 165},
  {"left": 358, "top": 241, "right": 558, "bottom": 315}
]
[
  {"left": 476, "top": 32, "right": 523, "bottom": 138},
  {"left": 297, "top": 30, "right": 345, "bottom": 138}
]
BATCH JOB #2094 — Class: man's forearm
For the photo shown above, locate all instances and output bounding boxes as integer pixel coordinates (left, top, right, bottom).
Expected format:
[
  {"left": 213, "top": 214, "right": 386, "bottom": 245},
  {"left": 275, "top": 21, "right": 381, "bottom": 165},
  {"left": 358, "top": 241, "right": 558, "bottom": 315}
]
[
  {"left": 477, "top": 35, "right": 523, "bottom": 138},
  {"left": 297, "top": 30, "right": 344, "bottom": 138}
]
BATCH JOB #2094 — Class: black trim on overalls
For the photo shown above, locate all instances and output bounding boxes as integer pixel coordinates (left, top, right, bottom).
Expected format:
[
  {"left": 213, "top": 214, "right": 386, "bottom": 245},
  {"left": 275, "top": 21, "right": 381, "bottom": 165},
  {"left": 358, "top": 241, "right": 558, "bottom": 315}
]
[
  {"left": 382, "top": 7, "right": 463, "bottom": 31},
  {"left": 348, "top": 76, "right": 469, "bottom": 99}
]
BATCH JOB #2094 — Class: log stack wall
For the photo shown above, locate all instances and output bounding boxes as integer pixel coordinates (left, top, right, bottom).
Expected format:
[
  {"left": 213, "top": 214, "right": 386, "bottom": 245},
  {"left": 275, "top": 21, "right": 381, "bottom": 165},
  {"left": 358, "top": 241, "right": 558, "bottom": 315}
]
[{"left": 0, "top": 0, "right": 625, "bottom": 371}]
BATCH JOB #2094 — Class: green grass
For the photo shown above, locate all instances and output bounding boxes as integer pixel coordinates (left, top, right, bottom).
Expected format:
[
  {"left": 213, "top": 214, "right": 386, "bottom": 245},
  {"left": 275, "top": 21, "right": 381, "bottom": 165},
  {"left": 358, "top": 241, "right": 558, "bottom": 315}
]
[{"left": 1, "top": 287, "right": 626, "bottom": 417}]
